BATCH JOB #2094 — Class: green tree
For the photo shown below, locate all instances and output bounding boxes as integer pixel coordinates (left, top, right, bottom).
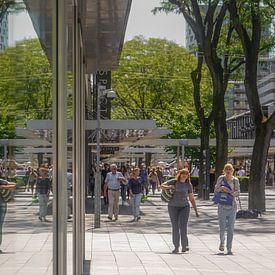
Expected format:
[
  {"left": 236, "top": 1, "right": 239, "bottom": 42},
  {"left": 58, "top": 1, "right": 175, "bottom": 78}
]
[
  {"left": 112, "top": 37, "right": 213, "bottom": 161},
  {"left": 0, "top": 109, "right": 16, "bottom": 158},
  {"left": 229, "top": 0, "right": 275, "bottom": 211},
  {"left": 153, "top": 1, "right": 245, "bottom": 197},
  {"left": 0, "top": 39, "right": 53, "bottom": 123},
  {"left": 112, "top": 37, "right": 201, "bottom": 119}
]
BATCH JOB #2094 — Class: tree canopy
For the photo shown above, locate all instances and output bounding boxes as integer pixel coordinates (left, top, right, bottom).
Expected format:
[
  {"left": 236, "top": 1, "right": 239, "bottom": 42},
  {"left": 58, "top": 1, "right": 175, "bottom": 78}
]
[
  {"left": 0, "top": 39, "right": 53, "bottom": 124},
  {"left": 112, "top": 36, "right": 213, "bottom": 122}
]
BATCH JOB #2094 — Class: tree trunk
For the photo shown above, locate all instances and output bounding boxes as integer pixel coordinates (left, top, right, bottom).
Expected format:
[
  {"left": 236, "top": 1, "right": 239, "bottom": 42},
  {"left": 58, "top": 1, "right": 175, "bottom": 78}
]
[
  {"left": 198, "top": 125, "right": 210, "bottom": 198},
  {"left": 214, "top": 108, "right": 228, "bottom": 180},
  {"left": 248, "top": 123, "right": 272, "bottom": 211}
]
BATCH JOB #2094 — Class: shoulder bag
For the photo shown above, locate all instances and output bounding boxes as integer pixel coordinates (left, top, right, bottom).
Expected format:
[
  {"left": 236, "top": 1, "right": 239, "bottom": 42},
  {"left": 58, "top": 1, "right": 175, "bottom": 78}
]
[
  {"left": 161, "top": 187, "right": 175, "bottom": 202},
  {"left": 213, "top": 177, "right": 234, "bottom": 206}
]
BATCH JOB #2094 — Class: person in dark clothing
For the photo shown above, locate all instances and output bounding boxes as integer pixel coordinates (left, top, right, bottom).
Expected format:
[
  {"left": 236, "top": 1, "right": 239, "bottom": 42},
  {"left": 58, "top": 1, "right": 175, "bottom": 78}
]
[
  {"left": 139, "top": 164, "right": 149, "bottom": 195},
  {"left": 36, "top": 168, "right": 51, "bottom": 222},
  {"left": 128, "top": 168, "right": 143, "bottom": 221},
  {"left": 101, "top": 163, "right": 110, "bottom": 205},
  {"left": 161, "top": 168, "right": 199, "bottom": 254}
]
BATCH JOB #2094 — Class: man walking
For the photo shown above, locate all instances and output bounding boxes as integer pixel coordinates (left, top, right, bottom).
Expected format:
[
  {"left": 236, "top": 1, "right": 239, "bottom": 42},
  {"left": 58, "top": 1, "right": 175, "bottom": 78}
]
[{"left": 104, "top": 164, "right": 126, "bottom": 221}]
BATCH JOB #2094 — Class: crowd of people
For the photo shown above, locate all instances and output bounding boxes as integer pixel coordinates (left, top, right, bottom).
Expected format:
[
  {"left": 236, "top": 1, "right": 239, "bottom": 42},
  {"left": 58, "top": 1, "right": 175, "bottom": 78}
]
[{"left": 0, "top": 160, "right": 244, "bottom": 255}]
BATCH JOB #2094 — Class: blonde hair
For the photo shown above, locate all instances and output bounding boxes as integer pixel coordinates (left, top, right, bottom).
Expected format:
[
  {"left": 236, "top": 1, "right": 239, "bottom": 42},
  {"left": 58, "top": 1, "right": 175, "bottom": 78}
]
[
  {"left": 176, "top": 168, "right": 191, "bottom": 183},
  {"left": 223, "top": 163, "right": 234, "bottom": 174}
]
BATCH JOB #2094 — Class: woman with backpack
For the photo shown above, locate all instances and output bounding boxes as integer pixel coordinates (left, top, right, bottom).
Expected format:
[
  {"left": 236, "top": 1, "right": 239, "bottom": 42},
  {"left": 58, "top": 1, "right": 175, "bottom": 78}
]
[
  {"left": 161, "top": 168, "right": 199, "bottom": 254},
  {"left": 214, "top": 163, "right": 240, "bottom": 255}
]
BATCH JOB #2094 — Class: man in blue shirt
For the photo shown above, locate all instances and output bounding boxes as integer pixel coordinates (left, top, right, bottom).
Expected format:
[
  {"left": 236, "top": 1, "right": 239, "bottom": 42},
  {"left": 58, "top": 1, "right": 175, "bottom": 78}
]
[{"left": 104, "top": 164, "right": 126, "bottom": 221}]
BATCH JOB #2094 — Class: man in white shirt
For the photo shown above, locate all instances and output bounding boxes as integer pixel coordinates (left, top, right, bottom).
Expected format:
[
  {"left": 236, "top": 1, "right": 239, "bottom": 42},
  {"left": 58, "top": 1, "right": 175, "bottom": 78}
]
[{"left": 104, "top": 164, "right": 126, "bottom": 221}]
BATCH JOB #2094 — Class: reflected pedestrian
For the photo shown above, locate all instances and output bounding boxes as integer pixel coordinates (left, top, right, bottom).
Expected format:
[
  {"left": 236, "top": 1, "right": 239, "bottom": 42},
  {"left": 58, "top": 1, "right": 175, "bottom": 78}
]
[
  {"left": 128, "top": 168, "right": 143, "bottom": 222},
  {"left": 104, "top": 164, "right": 126, "bottom": 221},
  {"left": 148, "top": 167, "right": 160, "bottom": 195},
  {"left": 36, "top": 167, "right": 51, "bottom": 222},
  {"left": 0, "top": 179, "right": 16, "bottom": 253},
  {"left": 214, "top": 163, "right": 240, "bottom": 255}
]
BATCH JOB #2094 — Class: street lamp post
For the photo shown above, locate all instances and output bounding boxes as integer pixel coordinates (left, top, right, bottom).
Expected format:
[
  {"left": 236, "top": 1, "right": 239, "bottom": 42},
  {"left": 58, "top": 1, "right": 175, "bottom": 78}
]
[{"left": 94, "top": 86, "right": 116, "bottom": 228}]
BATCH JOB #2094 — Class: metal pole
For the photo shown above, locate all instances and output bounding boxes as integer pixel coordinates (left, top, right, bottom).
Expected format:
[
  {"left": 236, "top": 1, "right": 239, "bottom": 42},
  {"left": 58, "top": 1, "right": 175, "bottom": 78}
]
[
  {"left": 52, "top": 0, "right": 67, "bottom": 274},
  {"left": 94, "top": 85, "right": 102, "bottom": 228},
  {"left": 72, "top": 1, "right": 83, "bottom": 274},
  {"left": 4, "top": 144, "right": 7, "bottom": 160},
  {"left": 182, "top": 145, "right": 185, "bottom": 163},
  {"left": 177, "top": 146, "right": 180, "bottom": 170}
]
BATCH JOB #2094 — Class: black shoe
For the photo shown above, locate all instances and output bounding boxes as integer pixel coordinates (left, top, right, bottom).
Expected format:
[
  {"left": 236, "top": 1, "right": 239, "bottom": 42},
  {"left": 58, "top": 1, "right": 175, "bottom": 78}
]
[
  {"left": 107, "top": 216, "right": 112, "bottom": 221},
  {"left": 227, "top": 251, "right": 233, "bottom": 255},
  {"left": 219, "top": 243, "right": 224, "bottom": 251},
  {"left": 137, "top": 216, "right": 141, "bottom": 221},
  {"left": 114, "top": 216, "right": 118, "bottom": 221},
  {"left": 172, "top": 248, "right": 179, "bottom": 254},
  {"left": 182, "top": 246, "right": 189, "bottom": 252},
  {"left": 39, "top": 216, "right": 43, "bottom": 222}
]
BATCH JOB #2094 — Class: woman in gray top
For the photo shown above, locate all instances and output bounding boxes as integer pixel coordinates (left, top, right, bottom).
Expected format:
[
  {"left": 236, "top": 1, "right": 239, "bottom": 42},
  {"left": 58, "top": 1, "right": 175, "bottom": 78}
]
[
  {"left": 161, "top": 169, "right": 199, "bottom": 254},
  {"left": 214, "top": 163, "right": 240, "bottom": 255}
]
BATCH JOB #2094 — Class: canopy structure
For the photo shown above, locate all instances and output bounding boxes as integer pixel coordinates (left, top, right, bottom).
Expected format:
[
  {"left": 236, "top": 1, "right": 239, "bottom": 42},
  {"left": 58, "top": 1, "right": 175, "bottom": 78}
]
[{"left": 24, "top": 0, "right": 132, "bottom": 73}]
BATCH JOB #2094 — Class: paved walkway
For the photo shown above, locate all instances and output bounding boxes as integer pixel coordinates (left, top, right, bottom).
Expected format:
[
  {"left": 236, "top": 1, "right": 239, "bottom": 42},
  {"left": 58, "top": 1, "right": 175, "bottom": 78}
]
[{"left": 1, "top": 188, "right": 275, "bottom": 274}]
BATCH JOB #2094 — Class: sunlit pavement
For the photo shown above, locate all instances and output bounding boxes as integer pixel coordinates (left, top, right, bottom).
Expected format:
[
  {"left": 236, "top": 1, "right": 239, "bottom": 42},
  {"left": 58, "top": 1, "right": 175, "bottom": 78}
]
[{"left": 1, "top": 188, "right": 275, "bottom": 274}]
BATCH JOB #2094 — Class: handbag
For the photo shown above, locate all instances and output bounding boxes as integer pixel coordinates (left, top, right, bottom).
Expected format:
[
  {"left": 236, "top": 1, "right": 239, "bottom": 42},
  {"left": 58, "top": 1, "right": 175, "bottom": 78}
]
[
  {"left": 0, "top": 189, "right": 13, "bottom": 203},
  {"left": 161, "top": 187, "right": 175, "bottom": 203},
  {"left": 213, "top": 178, "right": 233, "bottom": 206}
]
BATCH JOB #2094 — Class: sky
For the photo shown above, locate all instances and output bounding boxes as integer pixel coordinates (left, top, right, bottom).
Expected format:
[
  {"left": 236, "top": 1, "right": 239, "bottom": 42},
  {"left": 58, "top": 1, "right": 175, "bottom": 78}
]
[{"left": 9, "top": 0, "right": 185, "bottom": 47}]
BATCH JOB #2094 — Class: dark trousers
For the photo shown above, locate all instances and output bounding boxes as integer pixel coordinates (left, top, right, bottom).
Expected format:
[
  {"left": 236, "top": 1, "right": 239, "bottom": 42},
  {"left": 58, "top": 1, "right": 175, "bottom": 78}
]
[
  {"left": 0, "top": 200, "right": 7, "bottom": 247},
  {"left": 168, "top": 205, "right": 190, "bottom": 249}
]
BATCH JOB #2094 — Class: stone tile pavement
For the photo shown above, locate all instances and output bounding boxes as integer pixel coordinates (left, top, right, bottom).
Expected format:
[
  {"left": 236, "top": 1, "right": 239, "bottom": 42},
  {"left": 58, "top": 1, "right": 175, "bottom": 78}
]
[{"left": 1, "top": 188, "right": 275, "bottom": 274}]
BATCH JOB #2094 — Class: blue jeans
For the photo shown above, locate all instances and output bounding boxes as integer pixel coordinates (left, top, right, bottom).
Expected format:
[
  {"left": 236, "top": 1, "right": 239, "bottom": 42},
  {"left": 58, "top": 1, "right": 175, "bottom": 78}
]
[
  {"left": 38, "top": 194, "right": 48, "bottom": 218},
  {"left": 0, "top": 199, "right": 7, "bottom": 247},
  {"left": 218, "top": 205, "right": 236, "bottom": 252},
  {"left": 131, "top": 193, "right": 142, "bottom": 218}
]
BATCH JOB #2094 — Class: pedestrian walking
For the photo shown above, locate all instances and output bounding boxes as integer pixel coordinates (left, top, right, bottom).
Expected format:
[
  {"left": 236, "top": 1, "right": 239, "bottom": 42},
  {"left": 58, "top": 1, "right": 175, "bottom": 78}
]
[
  {"left": 139, "top": 164, "right": 149, "bottom": 195},
  {"left": 161, "top": 168, "right": 199, "bottom": 254},
  {"left": 36, "top": 167, "right": 51, "bottom": 222},
  {"left": 104, "top": 164, "right": 126, "bottom": 221},
  {"left": 148, "top": 167, "right": 160, "bottom": 195},
  {"left": 214, "top": 163, "right": 240, "bottom": 255},
  {"left": 156, "top": 166, "right": 164, "bottom": 185},
  {"left": 128, "top": 168, "right": 143, "bottom": 222},
  {"left": 0, "top": 179, "right": 16, "bottom": 253},
  {"left": 120, "top": 166, "right": 130, "bottom": 206},
  {"left": 27, "top": 168, "right": 37, "bottom": 195},
  {"left": 101, "top": 163, "right": 110, "bottom": 205}
]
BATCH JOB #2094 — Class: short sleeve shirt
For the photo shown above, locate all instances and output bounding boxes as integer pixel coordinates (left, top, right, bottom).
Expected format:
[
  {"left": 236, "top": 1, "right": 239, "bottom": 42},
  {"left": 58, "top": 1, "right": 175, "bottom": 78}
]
[
  {"left": 105, "top": 171, "right": 123, "bottom": 189},
  {"left": 168, "top": 181, "right": 193, "bottom": 207}
]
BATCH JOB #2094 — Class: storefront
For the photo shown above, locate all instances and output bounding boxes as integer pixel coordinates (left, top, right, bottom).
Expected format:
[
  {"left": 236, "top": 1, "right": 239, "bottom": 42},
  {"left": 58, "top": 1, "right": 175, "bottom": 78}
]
[{"left": 24, "top": 0, "right": 132, "bottom": 274}]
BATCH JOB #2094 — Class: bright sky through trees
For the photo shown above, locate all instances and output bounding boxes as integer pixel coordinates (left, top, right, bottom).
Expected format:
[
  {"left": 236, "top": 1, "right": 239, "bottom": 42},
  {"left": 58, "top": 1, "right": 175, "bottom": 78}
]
[{"left": 9, "top": 0, "right": 185, "bottom": 46}]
